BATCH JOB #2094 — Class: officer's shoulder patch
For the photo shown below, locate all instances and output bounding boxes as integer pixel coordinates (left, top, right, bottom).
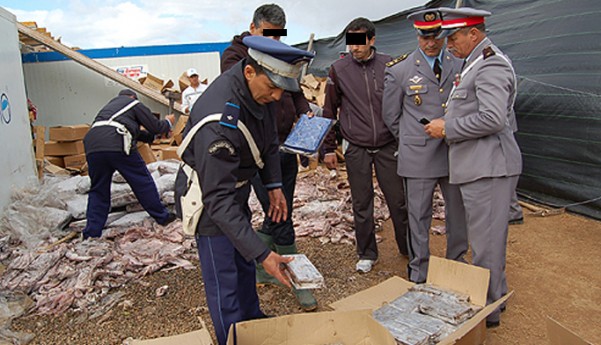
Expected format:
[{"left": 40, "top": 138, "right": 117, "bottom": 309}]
[
  {"left": 483, "top": 46, "right": 496, "bottom": 60},
  {"left": 208, "top": 139, "right": 236, "bottom": 157},
  {"left": 219, "top": 102, "right": 240, "bottom": 129},
  {"left": 386, "top": 53, "right": 409, "bottom": 67}
]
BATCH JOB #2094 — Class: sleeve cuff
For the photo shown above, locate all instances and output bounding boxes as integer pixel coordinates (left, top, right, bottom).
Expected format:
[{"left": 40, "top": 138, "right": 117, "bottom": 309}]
[
  {"left": 256, "top": 248, "right": 271, "bottom": 263},
  {"left": 264, "top": 182, "right": 283, "bottom": 190}
]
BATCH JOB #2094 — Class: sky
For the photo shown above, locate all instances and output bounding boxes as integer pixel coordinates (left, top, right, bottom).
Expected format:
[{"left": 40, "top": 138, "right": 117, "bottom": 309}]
[{"left": 1, "top": 0, "right": 428, "bottom": 49}]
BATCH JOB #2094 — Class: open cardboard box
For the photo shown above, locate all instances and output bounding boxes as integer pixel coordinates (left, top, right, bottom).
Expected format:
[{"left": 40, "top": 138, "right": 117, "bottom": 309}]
[
  {"left": 547, "top": 317, "right": 593, "bottom": 345},
  {"left": 226, "top": 309, "right": 396, "bottom": 345},
  {"left": 330, "top": 256, "right": 513, "bottom": 345}
]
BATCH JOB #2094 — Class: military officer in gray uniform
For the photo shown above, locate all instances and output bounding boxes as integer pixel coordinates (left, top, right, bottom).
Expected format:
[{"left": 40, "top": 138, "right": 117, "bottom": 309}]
[
  {"left": 425, "top": 7, "right": 522, "bottom": 328},
  {"left": 382, "top": 9, "right": 467, "bottom": 284}
]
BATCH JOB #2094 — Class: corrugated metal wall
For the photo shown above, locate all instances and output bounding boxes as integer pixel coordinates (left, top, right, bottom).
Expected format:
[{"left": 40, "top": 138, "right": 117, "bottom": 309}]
[{"left": 22, "top": 46, "right": 225, "bottom": 129}]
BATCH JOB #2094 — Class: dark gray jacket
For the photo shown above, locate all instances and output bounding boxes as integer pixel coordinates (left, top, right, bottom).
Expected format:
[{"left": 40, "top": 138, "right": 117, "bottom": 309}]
[{"left": 322, "top": 49, "right": 394, "bottom": 152}]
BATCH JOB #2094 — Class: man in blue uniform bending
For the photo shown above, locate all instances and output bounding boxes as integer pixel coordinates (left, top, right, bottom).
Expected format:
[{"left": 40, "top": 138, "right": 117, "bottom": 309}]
[{"left": 177, "top": 36, "right": 314, "bottom": 345}]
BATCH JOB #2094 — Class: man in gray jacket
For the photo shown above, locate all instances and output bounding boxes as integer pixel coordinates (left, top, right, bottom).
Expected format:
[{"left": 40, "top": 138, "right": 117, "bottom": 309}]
[
  {"left": 425, "top": 7, "right": 522, "bottom": 328},
  {"left": 382, "top": 9, "right": 467, "bottom": 284}
]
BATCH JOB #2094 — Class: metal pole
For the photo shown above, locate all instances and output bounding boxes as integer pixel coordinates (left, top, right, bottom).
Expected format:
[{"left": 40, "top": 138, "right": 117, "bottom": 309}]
[
  {"left": 301, "top": 33, "right": 315, "bottom": 79},
  {"left": 455, "top": 0, "right": 463, "bottom": 8}
]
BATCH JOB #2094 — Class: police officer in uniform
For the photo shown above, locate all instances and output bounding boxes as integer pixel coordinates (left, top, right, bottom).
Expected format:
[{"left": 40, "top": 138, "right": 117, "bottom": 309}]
[
  {"left": 425, "top": 7, "right": 522, "bottom": 328},
  {"left": 221, "top": 4, "right": 317, "bottom": 311},
  {"left": 382, "top": 9, "right": 468, "bottom": 284},
  {"left": 83, "top": 89, "right": 175, "bottom": 239},
  {"left": 178, "top": 36, "right": 314, "bottom": 345}
]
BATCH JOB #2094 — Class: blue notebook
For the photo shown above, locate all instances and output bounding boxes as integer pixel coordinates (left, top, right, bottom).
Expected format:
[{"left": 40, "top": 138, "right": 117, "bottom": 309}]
[{"left": 281, "top": 114, "right": 335, "bottom": 156}]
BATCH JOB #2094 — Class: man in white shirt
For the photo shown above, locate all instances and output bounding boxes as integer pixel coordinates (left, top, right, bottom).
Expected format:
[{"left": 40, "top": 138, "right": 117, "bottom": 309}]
[{"left": 181, "top": 68, "right": 207, "bottom": 114}]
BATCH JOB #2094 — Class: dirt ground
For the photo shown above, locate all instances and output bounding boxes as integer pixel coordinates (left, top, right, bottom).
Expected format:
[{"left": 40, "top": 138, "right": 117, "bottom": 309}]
[{"left": 12, "top": 210, "right": 601, "bottom": 344}]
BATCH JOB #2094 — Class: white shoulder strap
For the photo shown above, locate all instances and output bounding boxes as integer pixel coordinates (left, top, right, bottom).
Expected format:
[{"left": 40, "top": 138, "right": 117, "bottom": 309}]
[
  {"left": 177, "top": 113, "right": 264, "bottom": 169},
  {"left": 108, "top": 100, "right": 140, "bottom": 122}
]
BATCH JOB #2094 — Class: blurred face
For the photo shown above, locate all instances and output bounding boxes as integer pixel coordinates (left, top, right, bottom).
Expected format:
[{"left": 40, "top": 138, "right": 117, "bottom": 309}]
[
  {"left": 446, "top": 27, "right": 478, "bottom": 59},
  {"left": 188, "top": 75, "right": 199, "bottom": 87},
  {"left": 250, "top": 21, "right": 284, "bottom": 41},
  {"left": 418, "top": 35, "right": 444, "bottom": 57},
  {"left": 347, "top": 30, "right": 375, "bottom": 61},
  {"left": 244, "top": 65, "right": 284, "bottom": 104}
]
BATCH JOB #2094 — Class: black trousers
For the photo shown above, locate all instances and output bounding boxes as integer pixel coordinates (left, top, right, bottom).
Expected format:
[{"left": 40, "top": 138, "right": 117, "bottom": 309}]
[
  {"left": 344, "top": 141, "right": 409, "bottom": 259},
  {"left": 251, "top": 152, "right": 298, "bottom": 246},
  {"left": 83, "top": 151, "right": 169, "bottom": 237}
]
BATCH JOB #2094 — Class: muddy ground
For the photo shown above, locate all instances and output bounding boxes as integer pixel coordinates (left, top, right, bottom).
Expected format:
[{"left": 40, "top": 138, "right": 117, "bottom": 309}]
[{"left": 12, "top": 210, "right": 601, "bottom": 344}]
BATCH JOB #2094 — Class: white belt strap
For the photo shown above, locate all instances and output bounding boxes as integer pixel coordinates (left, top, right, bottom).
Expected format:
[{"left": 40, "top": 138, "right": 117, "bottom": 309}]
[
  {"left": 91, "top": 100, "right": 140, "bottom": 155},
  {"left": 177, "top": 113, "right": 264, "bottom": 169}
]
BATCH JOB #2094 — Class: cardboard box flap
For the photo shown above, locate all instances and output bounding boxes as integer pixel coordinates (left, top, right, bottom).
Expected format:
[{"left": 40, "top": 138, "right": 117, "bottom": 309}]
[
  {"left": 330, "top": 276, "right": 413, "bottom": 312},
  {"left": 437, "top": 291, "right": 513, "bottom": 345},
  {"left": 132, "top": 329, "right": 213, "bottom": 345},
  {"left": 227, "top": 309, "right": 396, "bottom": 345},
  {"left": 427, "top": 256, "right": 490, "bottom": 307},
  {"left": 546, "top": 317, "right": 592, "bottom": 345}
]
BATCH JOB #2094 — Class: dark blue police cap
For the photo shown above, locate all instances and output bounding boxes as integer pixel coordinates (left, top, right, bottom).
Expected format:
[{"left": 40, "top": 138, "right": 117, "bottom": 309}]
[{"left": 243, "top": 35, "right": 314, "bottom": 92}]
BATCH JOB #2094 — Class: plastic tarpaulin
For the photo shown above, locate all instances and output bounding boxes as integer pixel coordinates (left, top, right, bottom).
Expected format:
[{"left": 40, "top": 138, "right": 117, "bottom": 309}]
[{"left": 297, "top": 0, "right": 601, "bottom": 219}]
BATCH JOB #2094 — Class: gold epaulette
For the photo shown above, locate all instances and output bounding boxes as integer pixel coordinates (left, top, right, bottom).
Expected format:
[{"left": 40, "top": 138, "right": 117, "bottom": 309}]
[{"left": 386, "top": 53, "right": 409, "bottom": 67}]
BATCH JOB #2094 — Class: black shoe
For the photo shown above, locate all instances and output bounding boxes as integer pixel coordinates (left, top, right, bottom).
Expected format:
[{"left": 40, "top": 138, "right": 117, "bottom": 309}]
[
  {"left": 501, "top": 305, "right": 506, "bottom": 313},
  {"left": 486, "top": 320, "right": 500, "bottom": 328},
  {"left": 509, "top": 217, "right": 524, "bottom": 225}
]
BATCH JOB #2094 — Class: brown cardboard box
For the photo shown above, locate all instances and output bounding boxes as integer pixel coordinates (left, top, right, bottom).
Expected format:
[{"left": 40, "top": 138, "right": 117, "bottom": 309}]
[
  {"left": 132, "top": 330, "right": 213, "bottom": 345},
  {"left": 46, "top": 156, "right": 65, "bottom": 168},
  {"left": 49, "top": 124, "right": 89, "bottom": 142},
  {"left": 178, "top": 72, "right": 190, "bottom": 93},
  {"left": 330, "top": 256, "right": 513, "bottom": 345},
  {"left": 137, "top": 143, "right": 157, "bottom": 164},
  {"left": 547, "top": 317, "right": 592, "bottom": 345},
  {"left": 161, "top": 147, "right": 181, "bottom": 161},
  {"left": 139, "top": 73, "right": 164, "bottom": 92},
  {"left": 169, "top": 115, "right": 189, "bottom": 145},
  {"left": 44, "top": 140, "right": 85, "bottom": 156},
  {"left": 64, "top": 153, "right": 87, "bottom": 170},
  {"left": 227, "top": 309, "right": 396, "bottom": 345}
]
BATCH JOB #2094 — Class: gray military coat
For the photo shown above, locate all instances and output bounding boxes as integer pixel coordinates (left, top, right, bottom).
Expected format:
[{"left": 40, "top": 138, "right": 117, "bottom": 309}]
[
  {"left": 445, "top": 37, "right": 522, "bottom": 184},
  {"left": 383, "top": 49, "right": 462, "bottom": 178}
]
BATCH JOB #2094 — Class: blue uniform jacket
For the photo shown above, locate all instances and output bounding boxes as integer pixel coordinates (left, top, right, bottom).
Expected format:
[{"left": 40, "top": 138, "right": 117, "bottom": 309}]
[{"left": 179, "top": 59, "right": 282, "bottom": 262}]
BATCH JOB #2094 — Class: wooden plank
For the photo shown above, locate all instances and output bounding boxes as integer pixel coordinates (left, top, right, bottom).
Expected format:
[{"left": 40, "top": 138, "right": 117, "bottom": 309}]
[
  {"left": 34, "top": 126, "right": 45, "bottom": 159},
  {"left": 17, "top": 22, "right": 184, "bottom": 114}
]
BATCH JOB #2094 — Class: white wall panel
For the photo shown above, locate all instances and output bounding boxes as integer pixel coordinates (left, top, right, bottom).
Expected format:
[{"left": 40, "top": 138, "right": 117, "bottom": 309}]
[{"left": 0, "top": 7, "right": 37, "bottom": 214}]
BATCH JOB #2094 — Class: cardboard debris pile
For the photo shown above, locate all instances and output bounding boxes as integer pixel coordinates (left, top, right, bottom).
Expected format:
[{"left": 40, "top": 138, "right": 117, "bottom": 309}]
[
  {"left": 139, "top": 73, "right": 175, "bottom": 94},
  {"left": 301, "top": 74, "right": 327, "bottom": 107},
  {"left": 18, "top": 21, "right": 72, "bottom": 52},
  {"left": 32, "top": 124, "right": 89, "bottom": 176},
  {"left": 34, "top": 115, "right": 190, "bottom": 178}
]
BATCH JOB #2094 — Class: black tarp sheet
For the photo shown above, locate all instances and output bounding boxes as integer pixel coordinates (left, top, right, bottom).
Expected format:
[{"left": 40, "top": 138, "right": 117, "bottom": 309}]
[{"left": 296, "top": 0, "right": 601, "bottom": 219}]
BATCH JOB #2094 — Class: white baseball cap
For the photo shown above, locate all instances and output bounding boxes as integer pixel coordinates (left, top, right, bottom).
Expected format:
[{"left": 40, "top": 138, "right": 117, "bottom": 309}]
[{"left": 186, "top": 68, "right": 199, "bottom": 77}]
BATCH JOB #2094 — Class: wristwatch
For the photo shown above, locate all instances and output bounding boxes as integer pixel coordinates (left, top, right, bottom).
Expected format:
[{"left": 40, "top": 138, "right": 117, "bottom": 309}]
[{"left": 441, "top": 127, "right": 446, "bottom": 137}]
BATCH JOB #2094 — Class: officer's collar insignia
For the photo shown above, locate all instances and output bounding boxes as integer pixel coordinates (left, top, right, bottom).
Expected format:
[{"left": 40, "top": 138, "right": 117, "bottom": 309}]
[
  {"left": 483, "top": 46, "right": 496, "bottom": 60},
  {"left": 409, "top": 75, "right": 423, "bottom": 84},
  {"left": 219, "top": 102, "right": 241, "bottom": 129}
]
